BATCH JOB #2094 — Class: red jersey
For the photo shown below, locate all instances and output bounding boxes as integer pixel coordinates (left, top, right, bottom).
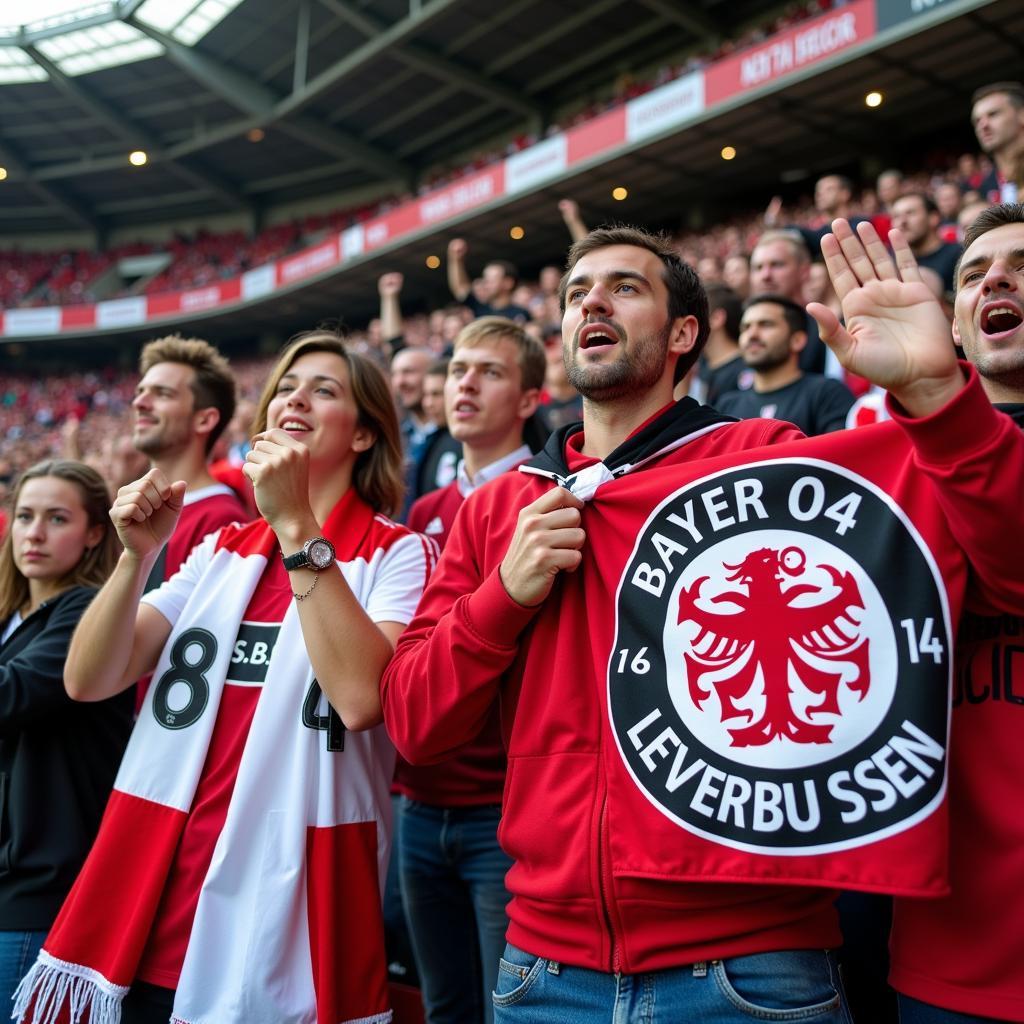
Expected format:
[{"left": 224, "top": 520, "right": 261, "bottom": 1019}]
[
  {"left": 889, "top": 405, "right": 1024, "bottom": 1022},
  {"left": 144, "top": 484, "right": 247, "bottom": 591},
  {"left": 407, "top": 480, "right": 465, "bottom": 550},
  {"left": 382, "top": 373, "right": 1024, "bottom": 974},
  {"left": 209, "top": 459, "right": 257, "bottom": 518}
]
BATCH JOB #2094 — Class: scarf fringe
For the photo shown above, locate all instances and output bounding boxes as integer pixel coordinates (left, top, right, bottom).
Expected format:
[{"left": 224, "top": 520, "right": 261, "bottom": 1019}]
[{"left": 12, "top": 950, "right": 128, "bottom": 1024}]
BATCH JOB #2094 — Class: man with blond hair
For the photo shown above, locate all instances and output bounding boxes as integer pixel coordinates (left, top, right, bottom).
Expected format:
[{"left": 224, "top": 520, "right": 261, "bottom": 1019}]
[{"left": 399, "top": 316, "right": 543, "bottom": 1024}]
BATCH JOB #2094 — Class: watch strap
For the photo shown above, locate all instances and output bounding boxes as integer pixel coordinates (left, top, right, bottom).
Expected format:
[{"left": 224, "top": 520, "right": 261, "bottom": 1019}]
[{"left": 281, "top": 548, "right": 309, "bottom": 571}]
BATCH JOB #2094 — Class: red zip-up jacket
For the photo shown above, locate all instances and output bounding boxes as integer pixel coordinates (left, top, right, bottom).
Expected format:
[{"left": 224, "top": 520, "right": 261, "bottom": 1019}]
[
  {"left": 382, "top": 370, "right": 1024, "bottom": 973},
  {"left": 889, "top": 404, "right": 1024, "bottom": 1022}
]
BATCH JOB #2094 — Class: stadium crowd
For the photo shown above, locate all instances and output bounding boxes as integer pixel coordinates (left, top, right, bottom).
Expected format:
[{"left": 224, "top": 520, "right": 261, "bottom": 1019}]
[
  {"left": 2, "top": 0, "right": 848, "bottom": 311},
  {"left": 1, "top": 72, "right": 1024, "bottom": 1024},
  {"left": 0, "top": 124, "right": 1014, "bottom": 495}
]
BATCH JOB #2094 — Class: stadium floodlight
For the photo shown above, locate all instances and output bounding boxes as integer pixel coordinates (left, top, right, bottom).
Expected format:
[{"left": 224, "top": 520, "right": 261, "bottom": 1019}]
[
  {"left": 612, "top": 186, "right": 628, "bottom": 201},
  {"left": 0, "top": 167, "right": 7, "bottom": 181},
  {"left": 129, "top": 149, "right": 148, "bottom": 166}
]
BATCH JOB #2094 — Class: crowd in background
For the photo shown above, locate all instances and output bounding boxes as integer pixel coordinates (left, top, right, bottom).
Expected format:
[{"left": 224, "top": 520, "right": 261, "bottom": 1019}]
[
  {"left": 2, "top": 0, "right": 852, "bottom": 310},
  {"left": 0, "top": 136, "right": 1008, "bottom": 510},
  {"left": 1, "top": 61, "right": 1024, "bottom": 1024}
]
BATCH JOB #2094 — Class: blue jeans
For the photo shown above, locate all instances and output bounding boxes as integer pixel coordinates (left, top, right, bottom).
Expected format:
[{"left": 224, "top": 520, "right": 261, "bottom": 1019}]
[
  {"left": 0, "top": 931, "right": 46, "bottom": 1011},
  {"left": 897, "top": 995, "right": 1006, "bottom": 1024},
  {"left": 493, "top": 943, "right": 854, "bottom": 1023},
  {"left": 399, "top": 798, "right": 513, "bottom": 1024},
  {"left": 383, "top": 794, "right": 419, "bottom": 986}
]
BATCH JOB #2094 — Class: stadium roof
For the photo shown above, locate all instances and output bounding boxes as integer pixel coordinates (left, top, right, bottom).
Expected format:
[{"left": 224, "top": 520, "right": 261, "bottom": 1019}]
[
  {"left": 1, "top": 0, "right": 1021, "bottom": 354},
  {"left": 0, "top": 0, "right": 830, "bottom": 236}
]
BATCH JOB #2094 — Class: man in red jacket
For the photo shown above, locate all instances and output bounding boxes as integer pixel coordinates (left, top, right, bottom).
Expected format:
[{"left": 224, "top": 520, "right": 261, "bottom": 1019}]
[
  {"left": 890, "top": 204, "right": 1024, "bottom": 1024},
  {"left": 401, "top": 316, "right": 544, "bottom": 1024},
  {"left": 383, "top": 221, "right": 1024, "bottom": 1022}
]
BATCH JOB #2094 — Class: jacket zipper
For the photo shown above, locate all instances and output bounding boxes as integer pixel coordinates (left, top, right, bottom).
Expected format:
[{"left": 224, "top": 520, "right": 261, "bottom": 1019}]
[{"left": 596, "top": 785, "right": 621, "bottom": 973}]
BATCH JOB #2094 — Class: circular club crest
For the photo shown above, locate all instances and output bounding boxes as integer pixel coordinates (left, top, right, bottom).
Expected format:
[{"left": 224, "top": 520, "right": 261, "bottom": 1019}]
[{"left": 609, "top": 459, "right": 950, "bottom": 854}]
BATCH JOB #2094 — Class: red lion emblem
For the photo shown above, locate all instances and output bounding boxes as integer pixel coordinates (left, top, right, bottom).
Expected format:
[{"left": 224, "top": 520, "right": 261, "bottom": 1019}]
[{"left": 677, "top": 546, "right": 869, "bottom": 747}]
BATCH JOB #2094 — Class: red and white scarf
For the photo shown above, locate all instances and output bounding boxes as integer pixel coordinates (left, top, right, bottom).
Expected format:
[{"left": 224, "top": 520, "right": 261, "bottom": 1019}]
[{"left": 16, "top": 494, "right": 431, "bottom": 1024}]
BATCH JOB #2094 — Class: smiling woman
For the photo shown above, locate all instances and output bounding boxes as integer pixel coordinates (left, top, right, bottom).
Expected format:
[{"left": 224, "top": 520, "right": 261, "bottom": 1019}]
[
  {"left": 0, "top": 460, "right": 132, "bottom": 1011},
  {"left": 14, "top": 332, "right": 432, "bottom": 1024}
]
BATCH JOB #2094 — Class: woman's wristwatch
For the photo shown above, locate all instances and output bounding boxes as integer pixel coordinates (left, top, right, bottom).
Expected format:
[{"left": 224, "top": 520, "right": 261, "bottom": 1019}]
[{"left": 281, "top": 537, "right": 336, "bottom": 571}]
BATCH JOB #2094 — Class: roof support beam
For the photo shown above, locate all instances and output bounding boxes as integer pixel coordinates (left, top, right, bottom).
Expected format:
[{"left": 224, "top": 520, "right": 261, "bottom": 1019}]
[
  {"left": 364, "top": 84, "right": 458, "bottom": 140},
  {"left": 631, "top": 0, "right": 720, "bottom": 44},
  {"left": 0, "top": 137, "right": 97, "bottom": 232},
  {"left": 125, "top": 21, "right": 280, "bottom": 115},
  {"left": 316, "top": 0, "right": 544, "bottom": 123},
  {"left": 771, "top": 96, "right": 880, "bottom": 151},
  {"left": 525, "top": 17, "right": 668, "bottom": 95},
  {"left": 293, "top": 0, "right": 311, "bottom": 94},
  {"left": 484, "top": 0, "right": 623, "bottom": 75},
  {"left": 965, "top": 9, "right": 1024, "bottom": 60},
  {"left": 274, "top": 0, "right": 463, "bottom": 119},
  {"left": 127, "top": 17, "right": 413, "bottom": 184},
  {"left": 396, "top": 102, "right": 498, "bottom": 158},
  {"left": 867, "top": 51, "right": 963, "bottom": 101},
  {"left": 117, "top": 0, "right": 148, "bottom": 17},
  {"left": 21, "top": 44, "right": 251, "bottom": 212}
]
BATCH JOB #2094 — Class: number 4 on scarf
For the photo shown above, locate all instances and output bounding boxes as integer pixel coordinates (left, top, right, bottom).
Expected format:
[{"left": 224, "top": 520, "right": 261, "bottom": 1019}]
[{"left": 302, "top": 678, "right": 347, "bottom": 751}]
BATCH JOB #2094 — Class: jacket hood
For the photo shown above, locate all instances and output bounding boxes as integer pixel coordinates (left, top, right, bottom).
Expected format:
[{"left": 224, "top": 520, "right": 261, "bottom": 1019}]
[{"left": 522, "top": 397, "right": 735, "bottom": 500}]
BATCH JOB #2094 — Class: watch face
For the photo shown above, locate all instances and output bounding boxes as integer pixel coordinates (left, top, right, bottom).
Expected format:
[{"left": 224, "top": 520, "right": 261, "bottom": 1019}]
[{"left": 308, "top": 539, "right": 334, "bottom": 569}]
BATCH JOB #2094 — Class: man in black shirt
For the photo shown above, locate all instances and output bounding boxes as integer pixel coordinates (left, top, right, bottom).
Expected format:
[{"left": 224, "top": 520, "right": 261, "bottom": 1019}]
[
  {"left": 446, "top": 238, "right": 531, "bottom": 322},
  {"left": 890, "top": 192, "right": 962, "bottom": 295},
  {"left": 694, "top": 284, "right": 747, "bottom": 405},
  {"left": 715, "top": 294, "right": 854, "bottom": 435}
]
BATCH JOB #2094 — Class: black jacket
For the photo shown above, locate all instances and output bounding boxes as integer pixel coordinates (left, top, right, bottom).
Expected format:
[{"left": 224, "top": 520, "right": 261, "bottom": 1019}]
[{"left": 0, "top": 586, "right": 133, "bottom": 930}]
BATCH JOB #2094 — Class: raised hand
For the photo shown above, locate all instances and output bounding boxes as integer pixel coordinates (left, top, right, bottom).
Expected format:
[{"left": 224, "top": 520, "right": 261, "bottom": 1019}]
[
  {"left": 243, "top": 429, "right": 314, "bottom": 537},
  {"left": 499, "top": 487, "right": 586, "bottom": 607},
  {"left": 378, "top": 272, "right": 403, "bottom": 297},
  {"left": 447, "top": 237, "right": 468, "bottom": 261},
  {"left": 110, "top": 468, "right": 186, "bottom": 559},
  {"left": 808, "top": 219, "right": 962, "bottom": 417},
  {"left": 558, "top": 198, "right": 580, "bottom": 220}
]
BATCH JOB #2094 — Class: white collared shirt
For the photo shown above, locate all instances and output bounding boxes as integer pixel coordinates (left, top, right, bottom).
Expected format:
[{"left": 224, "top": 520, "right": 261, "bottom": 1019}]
[{"left": 456, "top": 444, "right": 532, "bottom": 498}]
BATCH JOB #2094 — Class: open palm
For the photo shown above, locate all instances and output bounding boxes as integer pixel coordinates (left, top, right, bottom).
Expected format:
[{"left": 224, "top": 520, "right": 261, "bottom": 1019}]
[{"left": 808, "top": 220, "right": 961, "bottom": 414}]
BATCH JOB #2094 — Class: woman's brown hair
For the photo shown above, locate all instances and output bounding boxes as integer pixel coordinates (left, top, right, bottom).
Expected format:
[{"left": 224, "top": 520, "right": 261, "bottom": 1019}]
[
  {"left": 253, "top": 330, "right": 405, "bottom": 517},
  {"left": 0, "top": 460, "right": 119, "bottom": 622}
]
